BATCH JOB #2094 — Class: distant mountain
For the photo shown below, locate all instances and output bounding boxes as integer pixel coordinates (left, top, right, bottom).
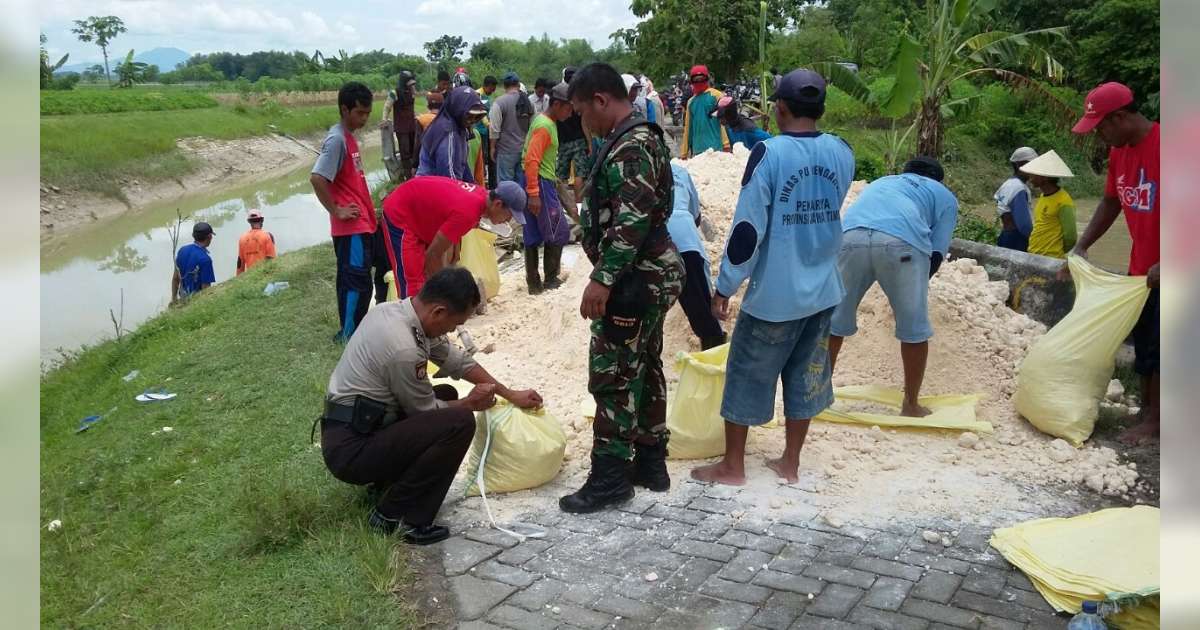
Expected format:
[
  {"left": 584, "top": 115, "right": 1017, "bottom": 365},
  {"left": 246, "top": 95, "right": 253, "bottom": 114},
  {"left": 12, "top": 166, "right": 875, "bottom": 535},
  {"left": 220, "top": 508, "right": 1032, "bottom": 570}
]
[
  {"left": 56, "top": 47, "right": 190, "bottom": 76},
  {"left": 136, "top": 48, "right": 190, "bottom": 71}
]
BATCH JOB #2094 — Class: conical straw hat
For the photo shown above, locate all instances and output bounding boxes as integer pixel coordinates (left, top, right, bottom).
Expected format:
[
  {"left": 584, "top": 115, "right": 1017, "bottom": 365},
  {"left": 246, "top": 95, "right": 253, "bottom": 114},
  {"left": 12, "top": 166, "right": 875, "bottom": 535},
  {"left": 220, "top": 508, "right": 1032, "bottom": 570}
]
[{"left": 1020, "top": 150, "right": 1075, "bottom": 178}]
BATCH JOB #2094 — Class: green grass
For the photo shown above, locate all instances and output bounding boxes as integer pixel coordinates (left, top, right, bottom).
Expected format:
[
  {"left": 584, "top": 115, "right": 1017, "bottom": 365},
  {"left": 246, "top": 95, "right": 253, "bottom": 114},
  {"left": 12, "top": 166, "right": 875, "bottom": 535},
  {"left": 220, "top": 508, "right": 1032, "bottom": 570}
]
[
  {"left": 40, "top": 102, "right": 342, "bottom": 198},
  {"left": 40, "top": 247, "right": 420, "bottom": 626},
  {"left": 41, "top": 89, "right": 219, "bottom": 115}
]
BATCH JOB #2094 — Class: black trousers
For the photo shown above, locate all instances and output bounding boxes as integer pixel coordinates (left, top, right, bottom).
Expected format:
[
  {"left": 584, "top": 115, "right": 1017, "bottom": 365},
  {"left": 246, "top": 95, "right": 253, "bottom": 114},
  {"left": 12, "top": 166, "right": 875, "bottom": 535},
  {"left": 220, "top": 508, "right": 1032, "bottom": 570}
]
[
  {"left": 332, "top": 232, "right": 375, "bottom": 341},
  {"left": 678, "top": 250, "right": 725, "bottom": 339},
  {"left": 371, "top": 221, "right": 390, "bottom": 304},
  {"left": 321, "top": 387, "right": 473, "bottom": 526}
]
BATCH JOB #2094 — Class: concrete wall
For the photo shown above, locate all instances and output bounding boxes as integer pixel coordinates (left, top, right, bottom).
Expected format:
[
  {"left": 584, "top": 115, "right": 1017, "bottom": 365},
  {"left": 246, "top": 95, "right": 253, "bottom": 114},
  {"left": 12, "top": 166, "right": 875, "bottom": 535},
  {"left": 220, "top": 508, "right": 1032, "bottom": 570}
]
[
  {"left": 948, "top": 238, "right": 1135, "bottom": 367},
  {"left": 948, "top": 238, "right": 1077, "bottom": 328}
]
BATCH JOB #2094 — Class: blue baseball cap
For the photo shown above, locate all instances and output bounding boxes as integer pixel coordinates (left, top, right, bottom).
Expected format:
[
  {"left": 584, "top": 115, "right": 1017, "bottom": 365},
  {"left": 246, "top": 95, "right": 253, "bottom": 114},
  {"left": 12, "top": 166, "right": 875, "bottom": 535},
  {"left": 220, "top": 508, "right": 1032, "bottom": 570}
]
[
  {"left": 492, "top": 181, "right": 528, "bottom": 225},
  {"left": 769, "top": 69, "right": 826, "bottom": 104},
  {"left": 502, "top": 71, "right": 520, "bottom": 84}
]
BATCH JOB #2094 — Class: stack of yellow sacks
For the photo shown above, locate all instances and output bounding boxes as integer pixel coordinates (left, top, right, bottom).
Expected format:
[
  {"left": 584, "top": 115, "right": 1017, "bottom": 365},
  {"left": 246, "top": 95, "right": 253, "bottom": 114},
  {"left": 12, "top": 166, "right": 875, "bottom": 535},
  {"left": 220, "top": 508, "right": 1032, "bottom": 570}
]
[{"left": 990, "top": 506, "right": 1159, "bottom": 629}]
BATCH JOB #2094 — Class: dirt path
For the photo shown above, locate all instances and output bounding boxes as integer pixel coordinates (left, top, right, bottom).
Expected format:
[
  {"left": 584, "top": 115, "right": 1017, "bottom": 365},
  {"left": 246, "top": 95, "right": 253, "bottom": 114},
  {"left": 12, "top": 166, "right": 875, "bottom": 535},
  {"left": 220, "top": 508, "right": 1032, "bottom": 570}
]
[{"left": 39, "top": 130, "right": 380, "bottom": 241}]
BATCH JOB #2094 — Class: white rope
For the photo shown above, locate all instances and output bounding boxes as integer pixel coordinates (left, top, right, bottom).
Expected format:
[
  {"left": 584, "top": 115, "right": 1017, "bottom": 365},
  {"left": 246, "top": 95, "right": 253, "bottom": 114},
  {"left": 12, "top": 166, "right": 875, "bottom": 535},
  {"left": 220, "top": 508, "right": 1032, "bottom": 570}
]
[{"left": 474, "top": 410, "right": 546, "bottom": 542}]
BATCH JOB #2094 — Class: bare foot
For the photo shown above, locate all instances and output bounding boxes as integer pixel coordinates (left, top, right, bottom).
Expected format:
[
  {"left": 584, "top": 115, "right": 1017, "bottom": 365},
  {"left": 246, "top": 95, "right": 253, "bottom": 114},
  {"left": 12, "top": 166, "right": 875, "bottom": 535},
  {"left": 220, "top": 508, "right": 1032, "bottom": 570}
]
[
  {"left": 765, "top": 457, "right": 799, "bottom": 484},
  {"left": 900, "top": 402, "right": 932, "bottom": 417},
  {"left": 690, "top": 461, "right": 746, "bottom": 486},
  {"left": 1118, "top": 418, "right": 1159, "bottom": 445}
]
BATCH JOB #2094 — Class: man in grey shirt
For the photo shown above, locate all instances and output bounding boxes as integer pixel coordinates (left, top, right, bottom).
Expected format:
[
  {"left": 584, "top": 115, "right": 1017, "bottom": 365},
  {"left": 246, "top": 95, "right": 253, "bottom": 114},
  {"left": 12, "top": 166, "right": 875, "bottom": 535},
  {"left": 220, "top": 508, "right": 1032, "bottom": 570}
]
[
  {"left": 489, "top": 71, "right": 532, "bottom": 183},
  {"left": 320, "top": 268, "right": 543, "bottom": 544}
]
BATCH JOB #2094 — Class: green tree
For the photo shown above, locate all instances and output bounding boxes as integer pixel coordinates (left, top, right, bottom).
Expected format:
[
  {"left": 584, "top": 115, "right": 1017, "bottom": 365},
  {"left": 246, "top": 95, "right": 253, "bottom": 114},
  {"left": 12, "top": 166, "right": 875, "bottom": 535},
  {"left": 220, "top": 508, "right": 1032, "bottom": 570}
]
[
  {"left": 40, "top": 33, "right": 70, "bottom": 89},
  {"left": 81, "top": 64, "right": 105, "bottom": 82},
  {"left": 768, "top": 6, "right": 846, "bottom": 71},
  {"left": 618, "top": 0, "right": 803, "bottom": 82},
  {"left": 115, "top": 49, "right": 149, "bottom": 88},
  {"left": 821, "top": 0, "right": 1068, "bottom": 158},
  {"left": 71, "top": 15, "right": 126, "bottom": 84},
  {"left": 142, "top": 64, "right": 160, "bottom": 83},
  {"left": 1069, "top": 0, "right": 1159, "bottom": 117},
  {"left": 423, "top": 35, "right": 466, "bottom": 67}
]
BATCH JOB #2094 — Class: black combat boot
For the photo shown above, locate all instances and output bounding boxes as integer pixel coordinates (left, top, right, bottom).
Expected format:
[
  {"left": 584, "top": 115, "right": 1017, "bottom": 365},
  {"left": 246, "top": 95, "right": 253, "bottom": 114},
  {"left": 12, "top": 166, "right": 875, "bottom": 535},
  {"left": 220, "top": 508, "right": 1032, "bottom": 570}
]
[
  {"left": 559, "top": 454, "right": 634, "bottom": 513},
  {"left": 524, "top": 247, "right": 543, "bottom": 294},
  {"left": 700, "top": 333, "right": 728, "bottom": 351},
  {"left": 543, "top": 244, "right": 563, "bottom": 290},
  {"left": 631, "top": 441, "right": 671, "bottom": 492}
]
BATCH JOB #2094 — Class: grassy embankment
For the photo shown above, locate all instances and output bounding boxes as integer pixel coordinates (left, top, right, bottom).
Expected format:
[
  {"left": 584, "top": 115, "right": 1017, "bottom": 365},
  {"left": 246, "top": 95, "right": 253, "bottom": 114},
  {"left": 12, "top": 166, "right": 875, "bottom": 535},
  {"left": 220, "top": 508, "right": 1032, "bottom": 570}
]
[
  {"left": 40, "top": 247, "right": 420, "bottom": 626},
  {"left": 40, "top": 87, "right": 423, "bottom": 201}
]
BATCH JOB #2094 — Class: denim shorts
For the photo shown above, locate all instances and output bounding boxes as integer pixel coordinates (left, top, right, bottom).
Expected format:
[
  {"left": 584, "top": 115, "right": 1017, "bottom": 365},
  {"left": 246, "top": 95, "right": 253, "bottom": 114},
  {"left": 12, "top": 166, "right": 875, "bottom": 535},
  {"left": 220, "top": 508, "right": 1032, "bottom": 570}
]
[
  {"left": 721, "top": 308, "right": 834, "bottom": 426},
  {"left": 831, "top": 228, "right": 933, "bottom": 343}
]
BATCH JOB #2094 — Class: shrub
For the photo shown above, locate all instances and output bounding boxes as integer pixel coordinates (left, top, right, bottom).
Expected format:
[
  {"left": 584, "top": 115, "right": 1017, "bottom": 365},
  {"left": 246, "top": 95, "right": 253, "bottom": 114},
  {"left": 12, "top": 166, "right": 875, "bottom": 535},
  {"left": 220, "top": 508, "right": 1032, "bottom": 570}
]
[
  {"left": 40, "top": 89, "right": 219, "bottom": 115},
  {"left": 854, "top": 153, "right": 884, "bottom": 181}
]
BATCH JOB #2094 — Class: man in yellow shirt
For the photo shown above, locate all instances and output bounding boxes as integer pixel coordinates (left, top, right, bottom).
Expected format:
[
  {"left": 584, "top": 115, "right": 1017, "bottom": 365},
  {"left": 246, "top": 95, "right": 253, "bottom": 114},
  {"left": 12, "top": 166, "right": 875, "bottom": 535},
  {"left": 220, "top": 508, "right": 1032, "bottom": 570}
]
[{"left": 1020, "top": 150, "right": 1077, "bottom": 258}]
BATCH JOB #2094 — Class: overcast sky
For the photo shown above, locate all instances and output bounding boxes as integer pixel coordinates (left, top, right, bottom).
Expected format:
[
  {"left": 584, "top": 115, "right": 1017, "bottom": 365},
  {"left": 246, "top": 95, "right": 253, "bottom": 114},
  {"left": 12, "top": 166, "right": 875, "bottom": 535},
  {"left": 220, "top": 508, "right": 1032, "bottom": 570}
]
[{"left": 41, "top": 0, "right": 641, "bottom": 65}]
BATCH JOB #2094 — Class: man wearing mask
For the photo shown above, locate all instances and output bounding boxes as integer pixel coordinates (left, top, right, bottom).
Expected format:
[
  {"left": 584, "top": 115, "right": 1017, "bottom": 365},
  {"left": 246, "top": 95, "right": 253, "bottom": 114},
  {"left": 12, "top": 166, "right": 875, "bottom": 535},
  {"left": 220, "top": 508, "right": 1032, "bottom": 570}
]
[
  {"left": 416, "top": 86, "right": 487, "bottom": 184},
  {"left": 680, "top": 65, "right": 729, "bottom": 158}
]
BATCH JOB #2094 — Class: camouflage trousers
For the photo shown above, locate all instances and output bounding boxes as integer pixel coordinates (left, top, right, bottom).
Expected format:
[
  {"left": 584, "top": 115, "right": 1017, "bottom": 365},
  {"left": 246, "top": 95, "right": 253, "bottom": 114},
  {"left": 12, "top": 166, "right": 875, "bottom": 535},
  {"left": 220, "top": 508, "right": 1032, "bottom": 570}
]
[{"left": 588, "top": 274, "right": 682, "bottom": 460}]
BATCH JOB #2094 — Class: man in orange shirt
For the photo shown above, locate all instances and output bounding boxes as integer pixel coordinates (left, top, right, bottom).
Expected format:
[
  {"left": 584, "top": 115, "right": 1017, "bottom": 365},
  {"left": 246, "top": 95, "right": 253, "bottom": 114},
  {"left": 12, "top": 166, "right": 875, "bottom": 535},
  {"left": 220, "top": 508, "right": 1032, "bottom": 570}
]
[{"left": 236, "top": 211, "right": 277, "bottom": 275}]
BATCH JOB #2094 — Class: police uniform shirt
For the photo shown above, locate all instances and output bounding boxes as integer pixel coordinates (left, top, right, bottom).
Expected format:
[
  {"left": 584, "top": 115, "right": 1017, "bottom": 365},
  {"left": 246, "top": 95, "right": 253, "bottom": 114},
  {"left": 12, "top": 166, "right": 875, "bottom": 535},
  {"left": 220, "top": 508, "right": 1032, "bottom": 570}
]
[{"left": 326, "top": 299, "right": 477, "bottom": 417}]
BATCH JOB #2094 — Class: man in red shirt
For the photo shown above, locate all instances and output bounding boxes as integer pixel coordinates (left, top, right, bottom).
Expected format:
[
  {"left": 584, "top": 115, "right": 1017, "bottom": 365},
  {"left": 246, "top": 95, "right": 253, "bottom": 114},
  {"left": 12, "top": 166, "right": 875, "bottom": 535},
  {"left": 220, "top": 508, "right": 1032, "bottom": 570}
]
[
  {"left": 1066, "top": 82, "right": 1160, "bottom": 444},
  {"left": 310, "top": 82, "right": 378, "bottom": 343},
  {"left": 381, "top": 177, "right": 528, "bottom": 298}
]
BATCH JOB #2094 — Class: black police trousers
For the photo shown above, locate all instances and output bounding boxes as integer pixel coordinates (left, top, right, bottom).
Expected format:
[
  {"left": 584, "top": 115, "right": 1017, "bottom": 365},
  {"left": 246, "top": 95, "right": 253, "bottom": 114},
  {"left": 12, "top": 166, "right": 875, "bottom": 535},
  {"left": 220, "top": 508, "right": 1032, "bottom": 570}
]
[{"left": 320, "top": 386, "right": 472, "bottom": 526}]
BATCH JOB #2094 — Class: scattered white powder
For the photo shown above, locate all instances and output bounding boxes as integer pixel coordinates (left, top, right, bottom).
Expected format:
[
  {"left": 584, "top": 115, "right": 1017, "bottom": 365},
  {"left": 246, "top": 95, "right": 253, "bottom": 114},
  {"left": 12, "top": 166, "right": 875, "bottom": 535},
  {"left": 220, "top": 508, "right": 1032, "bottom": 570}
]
[{"left": 437, "top": 148, "right": 1139, "bottom": 528}]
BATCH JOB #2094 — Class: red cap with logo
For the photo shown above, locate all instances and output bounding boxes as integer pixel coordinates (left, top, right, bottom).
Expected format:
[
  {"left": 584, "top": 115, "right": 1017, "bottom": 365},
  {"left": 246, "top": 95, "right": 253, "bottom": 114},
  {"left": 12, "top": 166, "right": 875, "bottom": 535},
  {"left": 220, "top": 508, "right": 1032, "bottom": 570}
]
[{"left": 1072, "top": 82, "right": 1134, "bottom": 134}]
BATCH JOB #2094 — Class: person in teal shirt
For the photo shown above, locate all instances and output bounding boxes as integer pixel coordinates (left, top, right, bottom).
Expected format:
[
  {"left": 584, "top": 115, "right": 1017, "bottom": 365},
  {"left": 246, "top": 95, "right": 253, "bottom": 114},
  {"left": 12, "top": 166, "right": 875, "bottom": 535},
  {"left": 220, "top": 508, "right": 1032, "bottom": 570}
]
[{"left": 680, "top": 65, "right": 730, "bottom": 158}]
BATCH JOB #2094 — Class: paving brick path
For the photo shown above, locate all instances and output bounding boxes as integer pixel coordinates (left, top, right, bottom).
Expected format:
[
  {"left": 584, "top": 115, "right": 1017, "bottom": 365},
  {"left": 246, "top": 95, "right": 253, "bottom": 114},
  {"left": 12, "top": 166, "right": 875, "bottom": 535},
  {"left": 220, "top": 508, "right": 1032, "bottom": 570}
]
[{"left": 425, "top": 480, "right": 1069, "bottom": 629}]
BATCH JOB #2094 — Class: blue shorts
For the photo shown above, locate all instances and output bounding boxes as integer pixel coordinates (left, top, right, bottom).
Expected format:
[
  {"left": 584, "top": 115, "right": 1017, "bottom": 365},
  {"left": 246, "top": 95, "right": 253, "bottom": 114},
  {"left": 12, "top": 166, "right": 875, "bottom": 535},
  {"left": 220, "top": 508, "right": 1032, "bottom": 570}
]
[
  {"left": 721, "top": 308, "right": 834, "bottom": 426},
  {"left": 831, "top": 228, "right": 933, "bottom": 343}
]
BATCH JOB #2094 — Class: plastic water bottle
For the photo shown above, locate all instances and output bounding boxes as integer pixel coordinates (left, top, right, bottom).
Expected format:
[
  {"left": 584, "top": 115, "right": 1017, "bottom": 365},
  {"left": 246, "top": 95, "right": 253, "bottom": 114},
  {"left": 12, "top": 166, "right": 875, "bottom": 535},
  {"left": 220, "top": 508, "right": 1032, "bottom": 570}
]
[
  {"left": 263, "top": 281, "right": 289, "bottom": 296},
  {"left": 1067, "top": 601, "right": 1107, "bottom": 629}
]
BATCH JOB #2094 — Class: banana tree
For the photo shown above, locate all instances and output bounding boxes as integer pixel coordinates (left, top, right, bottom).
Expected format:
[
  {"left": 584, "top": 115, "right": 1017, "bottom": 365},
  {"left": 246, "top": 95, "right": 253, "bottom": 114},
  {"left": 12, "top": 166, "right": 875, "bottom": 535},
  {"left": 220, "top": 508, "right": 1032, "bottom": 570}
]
[
  {"left": 819, "top": 0, "right": 1069, "bottom": 158},
  {"left": 40, "top": 34, "right": 69, "bottom": 89},
  {"left": 115, "top": 49, "right": 148, "bottom": 88}
]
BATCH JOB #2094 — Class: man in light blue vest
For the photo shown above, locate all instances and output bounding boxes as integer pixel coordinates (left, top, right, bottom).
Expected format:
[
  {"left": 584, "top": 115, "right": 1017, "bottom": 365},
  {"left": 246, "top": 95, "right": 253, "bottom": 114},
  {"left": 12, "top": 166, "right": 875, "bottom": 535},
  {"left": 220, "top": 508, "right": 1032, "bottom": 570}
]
[
  {"left": 690, "top": 69, "right": 855, "bottom": 487},
  {"left": 829, "top": 158, "right": 959, "bottom": 417}
]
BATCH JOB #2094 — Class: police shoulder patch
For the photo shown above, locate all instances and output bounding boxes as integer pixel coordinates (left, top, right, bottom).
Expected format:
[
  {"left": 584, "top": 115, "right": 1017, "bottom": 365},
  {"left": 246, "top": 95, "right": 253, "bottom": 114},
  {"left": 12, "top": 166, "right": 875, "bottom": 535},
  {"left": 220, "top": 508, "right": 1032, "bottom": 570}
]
[{"left": 416, "top": 363, "right": 428, "bottom": 381}]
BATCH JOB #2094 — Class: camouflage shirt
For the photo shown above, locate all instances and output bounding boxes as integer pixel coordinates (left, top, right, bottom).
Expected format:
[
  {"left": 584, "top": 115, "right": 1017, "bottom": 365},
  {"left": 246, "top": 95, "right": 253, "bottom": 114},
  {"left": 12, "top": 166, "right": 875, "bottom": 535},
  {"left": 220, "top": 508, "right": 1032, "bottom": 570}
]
[{"left": 580, "top": 116, "right": 682, "bottom": 299}]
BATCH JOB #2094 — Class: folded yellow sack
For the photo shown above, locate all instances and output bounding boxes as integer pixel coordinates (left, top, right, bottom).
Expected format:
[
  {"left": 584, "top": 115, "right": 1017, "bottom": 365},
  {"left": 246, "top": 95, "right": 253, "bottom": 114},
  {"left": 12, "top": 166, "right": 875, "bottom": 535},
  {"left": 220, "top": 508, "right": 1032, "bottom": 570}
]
[
  {"left": 815, "top": 385, "right": 992, "bottom": 433},
  {"left": 991, "top": 506, "right": 1160, "bottom": 629}
]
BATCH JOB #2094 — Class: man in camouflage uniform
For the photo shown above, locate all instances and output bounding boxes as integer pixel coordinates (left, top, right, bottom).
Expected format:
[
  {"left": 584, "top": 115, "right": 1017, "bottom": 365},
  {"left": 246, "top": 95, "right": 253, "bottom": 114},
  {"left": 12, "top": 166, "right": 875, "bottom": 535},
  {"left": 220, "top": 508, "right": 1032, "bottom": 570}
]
[{"left": 560, "top": 63, "right": 684, "bottom": 514}]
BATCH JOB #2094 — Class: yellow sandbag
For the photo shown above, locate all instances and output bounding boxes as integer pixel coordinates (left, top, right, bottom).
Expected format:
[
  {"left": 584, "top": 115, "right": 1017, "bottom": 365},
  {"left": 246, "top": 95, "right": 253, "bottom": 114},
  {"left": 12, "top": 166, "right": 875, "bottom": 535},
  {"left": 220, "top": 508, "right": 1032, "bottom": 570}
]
[
  {"left": 465, "top": 402, "right": 566, "bottom": 496},
  {"left": 1014, "top": 255, "right": 1150, "bottom": 446},
  {"left": 990, "top": 506, "right": 1160, "bottom": 629},
  {"left": 666, "top": 344, "right": 730, "bottom": 460},
  {"left": 459, "top": 228, "right": 501, "bottom": 300},
  {"left": 815, "top": 385, "right": 992, "bottom": 433}
]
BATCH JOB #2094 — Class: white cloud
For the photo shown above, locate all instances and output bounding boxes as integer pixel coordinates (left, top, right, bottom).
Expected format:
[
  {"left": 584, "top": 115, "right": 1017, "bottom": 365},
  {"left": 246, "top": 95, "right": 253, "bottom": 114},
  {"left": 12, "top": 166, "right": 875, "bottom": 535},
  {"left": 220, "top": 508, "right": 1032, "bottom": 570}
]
[{"left": 41, "top": 0, "right": 639, "bottom": 60}]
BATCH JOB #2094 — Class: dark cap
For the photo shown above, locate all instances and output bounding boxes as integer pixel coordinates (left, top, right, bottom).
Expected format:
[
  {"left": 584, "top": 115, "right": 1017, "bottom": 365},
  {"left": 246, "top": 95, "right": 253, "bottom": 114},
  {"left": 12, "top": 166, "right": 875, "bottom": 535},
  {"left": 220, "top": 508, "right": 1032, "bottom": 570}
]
[
  {"left": 192, "top": 222, "right": 215, "bottom": 238},
  {"left": 503, "top": 71, "right": 520, "bottom": 84},
  {"left": 769, "top": 69, "right": 826, "bottom": 104}
]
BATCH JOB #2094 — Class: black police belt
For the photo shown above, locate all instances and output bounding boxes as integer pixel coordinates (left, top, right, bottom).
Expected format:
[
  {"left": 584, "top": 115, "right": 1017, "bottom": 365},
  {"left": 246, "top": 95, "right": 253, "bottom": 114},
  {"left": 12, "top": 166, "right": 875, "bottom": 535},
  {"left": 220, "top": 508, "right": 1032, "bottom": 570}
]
[{"left": 321, "top": 396, "right": 400, "bottom": 435}]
